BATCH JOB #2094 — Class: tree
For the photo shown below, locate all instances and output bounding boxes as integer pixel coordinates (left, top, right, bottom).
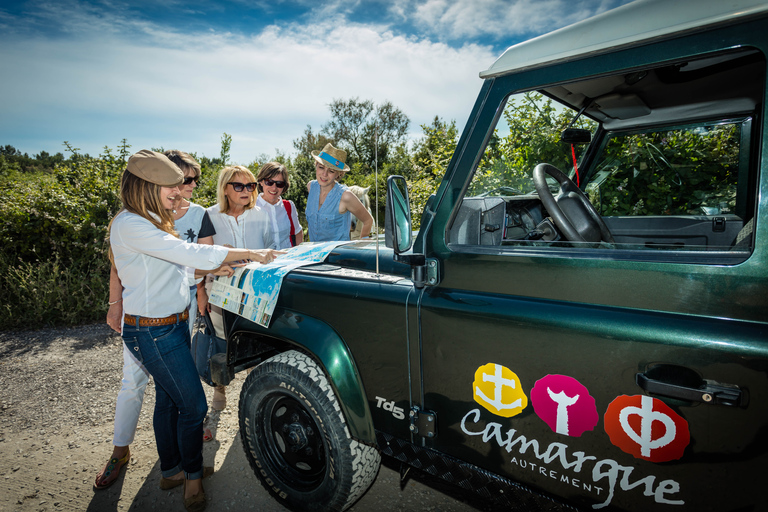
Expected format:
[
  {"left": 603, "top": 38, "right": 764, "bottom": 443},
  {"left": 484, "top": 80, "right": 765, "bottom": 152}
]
[
  {"left": 322, "top": 98, "right": 410, "bottom": 173},
  {"left": 220, "top": 132, "right": 232, "bottom": 165},
  {"left": 469, "top": 92, "right": 595, "bottom": 196},
  {"left": 411, "top": 116, "right": 458, "bottom": 180}
]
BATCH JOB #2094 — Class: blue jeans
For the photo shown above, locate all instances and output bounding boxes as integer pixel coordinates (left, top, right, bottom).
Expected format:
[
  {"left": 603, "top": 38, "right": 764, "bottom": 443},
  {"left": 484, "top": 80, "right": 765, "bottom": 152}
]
[{"left": 121, "top": 318, "right": 207, "bottom": 480}]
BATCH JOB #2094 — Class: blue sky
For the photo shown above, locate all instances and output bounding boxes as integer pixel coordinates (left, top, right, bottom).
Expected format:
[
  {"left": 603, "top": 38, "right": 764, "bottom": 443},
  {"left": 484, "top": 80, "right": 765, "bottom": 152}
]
[{"left": 0, "top": 0, "right": 632, "bottom": 164}]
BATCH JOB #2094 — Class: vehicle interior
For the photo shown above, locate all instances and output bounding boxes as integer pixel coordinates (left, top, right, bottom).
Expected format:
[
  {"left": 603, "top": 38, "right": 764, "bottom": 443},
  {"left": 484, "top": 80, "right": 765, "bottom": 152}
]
[{"left": 449, "top": 47, "right": 765, "bottom": 263}]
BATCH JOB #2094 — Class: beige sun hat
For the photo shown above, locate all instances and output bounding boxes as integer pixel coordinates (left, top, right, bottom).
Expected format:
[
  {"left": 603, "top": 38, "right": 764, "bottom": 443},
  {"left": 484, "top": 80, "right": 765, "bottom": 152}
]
[
  {"left": 127, "top": 150, "right": 184, "bottom": 186},
  {"left": 311, "top": 143, "right": 348, "bottom": 173}
]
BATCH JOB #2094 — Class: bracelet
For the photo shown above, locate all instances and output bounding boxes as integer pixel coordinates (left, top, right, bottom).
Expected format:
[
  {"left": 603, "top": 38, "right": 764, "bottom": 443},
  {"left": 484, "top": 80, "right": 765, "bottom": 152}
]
[{"left": 108, "top": 299, "right": 122, "bottom": 306}]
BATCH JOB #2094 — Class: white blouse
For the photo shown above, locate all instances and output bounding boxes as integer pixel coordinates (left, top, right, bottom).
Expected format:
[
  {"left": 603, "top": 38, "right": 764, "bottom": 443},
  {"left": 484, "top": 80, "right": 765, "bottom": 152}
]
[
  {"left": 207, "top": 203, "right": 276, "bottom": 250},
  {"left": 256, "top": 195, "right": 302, "bottom": 250},
  {"left": 110, "top": 211, "right": 229, "bottom": 318}
]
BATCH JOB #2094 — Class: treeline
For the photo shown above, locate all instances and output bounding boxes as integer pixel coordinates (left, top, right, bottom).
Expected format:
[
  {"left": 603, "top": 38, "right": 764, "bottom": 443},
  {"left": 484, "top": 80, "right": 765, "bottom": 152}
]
[
  {"left": 2, "top": 92, "right": 608, "bottom": 330},
  {"left": 0, "top": 98, "right": 458, "bottom": 330}
]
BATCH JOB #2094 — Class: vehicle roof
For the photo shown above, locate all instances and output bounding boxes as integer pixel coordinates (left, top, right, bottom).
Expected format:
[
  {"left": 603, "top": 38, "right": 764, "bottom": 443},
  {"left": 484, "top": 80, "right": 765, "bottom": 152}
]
[{"left": 480, "top": 0, "right": 768, "bottom": 79}]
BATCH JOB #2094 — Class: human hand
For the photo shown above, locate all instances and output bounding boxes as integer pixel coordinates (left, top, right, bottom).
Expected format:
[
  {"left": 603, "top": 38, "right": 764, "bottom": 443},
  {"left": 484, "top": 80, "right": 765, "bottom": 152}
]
[
  {"left": 212, "top": 264, "right": 236, "bottom": 276},
  {"left": 106, "top": 303, "right": 122, "bottom": 333},
  {"left": 248, "top": 249, "right": 287, "bottom": 264},
  {"left": 197, "top": 288, "right": 209, "bottom": 316}
]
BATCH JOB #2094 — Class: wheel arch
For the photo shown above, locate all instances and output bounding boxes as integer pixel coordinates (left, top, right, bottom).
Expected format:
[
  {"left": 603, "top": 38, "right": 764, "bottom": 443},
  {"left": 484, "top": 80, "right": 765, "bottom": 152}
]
[{"left": 226, "top": 308, "right": 376, "bottom": 445}]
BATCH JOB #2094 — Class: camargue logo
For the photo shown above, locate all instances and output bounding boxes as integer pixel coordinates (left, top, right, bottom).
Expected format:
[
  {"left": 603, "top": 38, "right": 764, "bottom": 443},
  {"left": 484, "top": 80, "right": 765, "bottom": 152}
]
[{"left": 464, "top": 363, "right": 689, "bottom": 509}]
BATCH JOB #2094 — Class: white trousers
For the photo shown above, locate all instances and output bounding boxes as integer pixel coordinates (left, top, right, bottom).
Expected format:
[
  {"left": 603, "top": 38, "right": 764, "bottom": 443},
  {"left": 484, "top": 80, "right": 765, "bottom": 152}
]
[
  {"left": 112, "top": 344, "right": 150, "bottom": 446},
  {"left": 111, "top": 288, "right": 197, "bottom": 446}
]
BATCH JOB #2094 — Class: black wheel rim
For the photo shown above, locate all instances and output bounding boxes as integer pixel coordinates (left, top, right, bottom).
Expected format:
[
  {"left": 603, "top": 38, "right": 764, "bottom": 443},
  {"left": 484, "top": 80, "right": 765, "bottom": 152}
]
[{"left": 259, "top": 392, "right": 327, "bottom": 490}]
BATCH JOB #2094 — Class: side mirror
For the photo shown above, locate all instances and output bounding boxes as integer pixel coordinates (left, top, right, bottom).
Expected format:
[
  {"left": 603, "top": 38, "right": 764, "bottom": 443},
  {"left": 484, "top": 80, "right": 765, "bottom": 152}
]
[
  {"left": 385, "top": 175, "right": 413, "bottom": 254},
  {"left": 561, "top": 128, "right": 592, "bottom": 144}
]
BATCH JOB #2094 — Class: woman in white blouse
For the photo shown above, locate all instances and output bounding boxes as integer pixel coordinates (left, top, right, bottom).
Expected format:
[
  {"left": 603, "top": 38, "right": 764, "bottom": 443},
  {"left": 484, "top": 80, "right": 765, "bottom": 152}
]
[
  {"left": 205, "top": 165, "right": 275, "bottom": 411},
  {"left": 109, "top": 150, "right": 279, "bottom": 511},
  {"left": 255, "top": 161, "right": 304, "bottom": 249},
  {"left": 206, "top": 165, "right": 275, "bottom": 250}
]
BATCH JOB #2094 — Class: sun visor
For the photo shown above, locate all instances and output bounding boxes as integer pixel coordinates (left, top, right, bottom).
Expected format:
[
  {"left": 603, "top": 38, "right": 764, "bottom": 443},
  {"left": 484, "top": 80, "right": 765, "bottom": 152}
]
[{"left": 591, "top": 93, "right": 651, "bottom": 120}]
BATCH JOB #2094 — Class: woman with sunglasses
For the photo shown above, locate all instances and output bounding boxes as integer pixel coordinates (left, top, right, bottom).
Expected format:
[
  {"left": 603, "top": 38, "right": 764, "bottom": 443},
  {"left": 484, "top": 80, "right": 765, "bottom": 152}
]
[
  {"left": 205, "top": 165, "right": 275, "bottom": 411},
  {"left": 207, "top": 165, "right": 275, "bottom": 251},
  {"left": 108, "top": 150, "right": 280, "bottom": 511},
  {"left": 165, "top": 150, "right": 217, "bottom": 325},
  {"left": 256, "top": 162, "right": 304, "bottom": 249}
]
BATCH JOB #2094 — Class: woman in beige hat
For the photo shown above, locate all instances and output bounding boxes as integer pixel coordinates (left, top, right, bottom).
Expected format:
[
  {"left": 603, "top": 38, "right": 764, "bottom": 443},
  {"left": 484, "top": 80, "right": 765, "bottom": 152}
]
[
  {"left": 108, "top": 150, "right": 281, "bottom": 511},
  {"left": 305, "top": 143, "right": 373, "bottom": 241},
  {"left": 97, "top": 151, "right": 218, "bottom": 493}
]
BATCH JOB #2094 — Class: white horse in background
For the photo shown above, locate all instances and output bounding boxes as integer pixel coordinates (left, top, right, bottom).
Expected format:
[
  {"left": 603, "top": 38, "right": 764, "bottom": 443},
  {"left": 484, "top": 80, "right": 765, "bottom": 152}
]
[{"left": 347, "top": 185, "right": 376, "bottom": 239}]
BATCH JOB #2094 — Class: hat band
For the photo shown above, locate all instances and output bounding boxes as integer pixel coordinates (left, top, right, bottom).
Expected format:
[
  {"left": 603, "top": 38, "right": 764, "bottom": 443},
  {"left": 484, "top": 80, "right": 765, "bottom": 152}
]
[{"left": 319, "top": 151, "right": 345, "bottom": 170}]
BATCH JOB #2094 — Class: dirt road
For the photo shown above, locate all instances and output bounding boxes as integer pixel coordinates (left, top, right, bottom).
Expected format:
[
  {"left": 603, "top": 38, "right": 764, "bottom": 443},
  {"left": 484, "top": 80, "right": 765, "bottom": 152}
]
[{"left": 0, "top": 324, "right": 496, "bottom": 512}]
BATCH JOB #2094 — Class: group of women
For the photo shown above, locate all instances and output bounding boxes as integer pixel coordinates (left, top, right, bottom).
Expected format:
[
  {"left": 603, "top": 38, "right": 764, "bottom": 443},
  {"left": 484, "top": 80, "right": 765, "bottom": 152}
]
[{"left": 95, "top": 144, "right": 372, "bottom": 512}]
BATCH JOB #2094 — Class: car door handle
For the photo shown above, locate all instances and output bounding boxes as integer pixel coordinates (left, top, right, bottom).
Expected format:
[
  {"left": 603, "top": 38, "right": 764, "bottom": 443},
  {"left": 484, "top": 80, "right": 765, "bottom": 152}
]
[{"left": 636, "top": 372, "right": 747, "bottom": 407}]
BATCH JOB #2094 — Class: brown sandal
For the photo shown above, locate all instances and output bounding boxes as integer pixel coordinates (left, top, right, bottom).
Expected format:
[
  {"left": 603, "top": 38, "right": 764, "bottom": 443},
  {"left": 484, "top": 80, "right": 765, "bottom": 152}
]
[
  {"left": 183, "top": 478, "right": 206, "bottom": 512},
  {"left": 160, "top": 466, "right": 214, "bottom": 490},
  {"left": 93, "top": 450, "right": 130, "bottom": 490}
]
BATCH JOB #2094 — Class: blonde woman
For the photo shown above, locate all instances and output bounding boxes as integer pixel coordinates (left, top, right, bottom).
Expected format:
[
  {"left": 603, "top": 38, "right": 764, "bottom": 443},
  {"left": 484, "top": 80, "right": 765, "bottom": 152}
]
[
  {"left": 305, "top": 143, "right": 373, "bottom": 241},
  {"left": 97, "top": 151, "right": 218, "bottom": 492},
  {"left": 205, "top": 165, "right": 275, "bottom": 410},
  {"left": 207, "top": 165, "right": 275, "bottom": 250},
  {"left": 109, "top": 150, "right": 280, "bottom": 511}
]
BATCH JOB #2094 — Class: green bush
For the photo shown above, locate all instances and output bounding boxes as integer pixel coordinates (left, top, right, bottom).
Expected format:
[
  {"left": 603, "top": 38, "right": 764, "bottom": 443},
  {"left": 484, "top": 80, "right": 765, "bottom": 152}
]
[
  {"left": 0, "top": 251, "right": 111, "bottom": 330},
  {"left": 0, "top": 151, "right": 123, "bottom": 330}
]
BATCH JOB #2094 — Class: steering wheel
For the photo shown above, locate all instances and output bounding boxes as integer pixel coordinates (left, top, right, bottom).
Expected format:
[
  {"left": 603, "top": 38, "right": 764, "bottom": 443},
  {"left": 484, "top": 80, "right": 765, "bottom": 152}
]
[{"left": 533, "top": 163, "right": 614, "bottom": 243}]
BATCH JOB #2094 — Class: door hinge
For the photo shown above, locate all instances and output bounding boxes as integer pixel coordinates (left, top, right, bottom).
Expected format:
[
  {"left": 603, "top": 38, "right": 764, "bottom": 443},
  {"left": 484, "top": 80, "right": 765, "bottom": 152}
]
[
  {"left": 426, "top": 258, "right": 439, "bottom": 286},
  {"left": 409, "top": 407, "right": 437, "bottom": 438}
]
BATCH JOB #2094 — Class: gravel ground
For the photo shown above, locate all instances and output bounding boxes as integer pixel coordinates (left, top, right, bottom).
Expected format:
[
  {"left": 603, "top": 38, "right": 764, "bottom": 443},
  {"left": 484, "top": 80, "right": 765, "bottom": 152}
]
[{"left": 0, "top": 323, "right": 499, "bottom": 512}]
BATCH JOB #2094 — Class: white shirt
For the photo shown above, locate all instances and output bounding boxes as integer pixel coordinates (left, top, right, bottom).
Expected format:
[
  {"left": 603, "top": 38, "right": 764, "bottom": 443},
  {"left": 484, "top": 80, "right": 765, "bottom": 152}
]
[
  {"left": 110, "top": 211, "right": 229, "bottom": 318},
  {"left": 256, "top": 195, "right": 301, "bottom": 250},
  {"left": 207, "top": 203, "right": 276, "bottom": 249}
]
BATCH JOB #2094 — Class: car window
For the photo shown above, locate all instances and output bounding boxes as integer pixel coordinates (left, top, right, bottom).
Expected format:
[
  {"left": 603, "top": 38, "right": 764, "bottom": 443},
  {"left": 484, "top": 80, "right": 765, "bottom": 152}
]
[
  {"left": 589, "top": 122, "right": 742, "bottom": 217},
  {"left": 467, "top": 92, "right": 597, "bottom": 198},
  {"left": 449, "top": 48, "right": 762, "bottom": 262}
]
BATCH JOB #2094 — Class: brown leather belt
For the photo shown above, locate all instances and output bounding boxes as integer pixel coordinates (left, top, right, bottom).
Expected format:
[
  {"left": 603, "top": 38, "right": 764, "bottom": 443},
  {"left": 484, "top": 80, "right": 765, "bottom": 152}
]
[{"left": 123, "top": 310, "right": 189, "bottom": 327}]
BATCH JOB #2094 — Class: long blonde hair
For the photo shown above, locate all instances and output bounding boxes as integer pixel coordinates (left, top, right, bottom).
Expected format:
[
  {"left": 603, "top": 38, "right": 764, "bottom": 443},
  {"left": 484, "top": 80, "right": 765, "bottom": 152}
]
[
  {"left": 107, "top": 170, "right": 178, "bottom": 264},
  {"left": 217, "top": 165, "right": 257, "bottom": 214}
]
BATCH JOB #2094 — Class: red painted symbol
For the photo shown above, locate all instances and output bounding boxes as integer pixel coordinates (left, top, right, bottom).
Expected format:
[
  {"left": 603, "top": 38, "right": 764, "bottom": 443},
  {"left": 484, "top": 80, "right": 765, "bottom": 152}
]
[
  {"left": 604, "top": 395, "right": 690, "bottom": 462},
  {"left": 531, "top": 375, "right": 598, "bottom": 437}
]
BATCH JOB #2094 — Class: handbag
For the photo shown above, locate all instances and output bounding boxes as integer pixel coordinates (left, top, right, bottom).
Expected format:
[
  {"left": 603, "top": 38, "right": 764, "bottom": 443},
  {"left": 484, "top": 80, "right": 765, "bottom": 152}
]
[{"left": 191, "top": 312, "right": 228, "bottom": 387}]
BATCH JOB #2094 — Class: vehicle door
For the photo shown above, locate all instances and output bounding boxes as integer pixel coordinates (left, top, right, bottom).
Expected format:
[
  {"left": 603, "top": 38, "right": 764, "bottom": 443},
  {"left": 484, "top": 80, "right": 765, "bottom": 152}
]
[{"left": 413, "top": 28, "right": 768, "bottom": 512}]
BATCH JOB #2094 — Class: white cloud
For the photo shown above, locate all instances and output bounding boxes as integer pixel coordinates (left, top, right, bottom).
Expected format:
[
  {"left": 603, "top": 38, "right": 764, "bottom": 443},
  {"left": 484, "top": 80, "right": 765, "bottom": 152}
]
[
  {"left": 1, "top": 4, "right": 496, "bottom": 163},
  {"left": 412, "top": 0, "right": 596, "bottom": 40}
]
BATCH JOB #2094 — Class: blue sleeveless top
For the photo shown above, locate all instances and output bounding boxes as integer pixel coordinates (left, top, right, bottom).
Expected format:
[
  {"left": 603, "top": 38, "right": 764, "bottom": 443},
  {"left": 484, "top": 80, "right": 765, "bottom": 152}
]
[{"left": 305, "top": 181, "right": 351, "bottom": 241}]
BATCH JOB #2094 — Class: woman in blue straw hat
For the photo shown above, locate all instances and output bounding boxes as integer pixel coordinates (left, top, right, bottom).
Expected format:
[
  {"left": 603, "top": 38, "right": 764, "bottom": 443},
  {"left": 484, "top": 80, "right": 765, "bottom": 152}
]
[{"left": 305, "top": 143, "right": 373, "bottom": 241}]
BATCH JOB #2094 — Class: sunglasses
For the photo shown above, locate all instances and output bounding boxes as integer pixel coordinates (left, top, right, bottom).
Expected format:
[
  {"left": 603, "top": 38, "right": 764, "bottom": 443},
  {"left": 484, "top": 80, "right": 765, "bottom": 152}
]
[
  {"left": 228, "top": 181, "right": 258, "bottom": 192},
  {"left": 263, "top": 179, "right": 286, "bottom": 189},
  {"left": 183, "top": 176, "right": 199, "bottom": 185}
]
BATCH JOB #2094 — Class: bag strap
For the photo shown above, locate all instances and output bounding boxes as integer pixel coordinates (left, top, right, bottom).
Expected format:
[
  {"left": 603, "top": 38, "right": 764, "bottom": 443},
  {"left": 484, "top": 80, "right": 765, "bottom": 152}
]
[
  {"left": 200, "top": 311, "right": 216, "bottom": 335},
  {"left": 283, "top": 199, "right": 297, "bottom": 247}
]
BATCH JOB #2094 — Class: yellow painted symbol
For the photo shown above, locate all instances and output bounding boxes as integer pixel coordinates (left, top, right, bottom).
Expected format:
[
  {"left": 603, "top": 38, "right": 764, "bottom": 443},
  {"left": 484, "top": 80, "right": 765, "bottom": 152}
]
[{"left": 473, "top": 363, "right": 528, "bottom": 417}]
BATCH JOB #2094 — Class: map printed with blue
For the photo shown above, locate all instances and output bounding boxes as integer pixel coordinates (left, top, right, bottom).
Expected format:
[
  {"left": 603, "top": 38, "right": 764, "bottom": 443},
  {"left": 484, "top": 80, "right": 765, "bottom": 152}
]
[{"left": 208, "top": 241, "right": 354, "bottom": 328}]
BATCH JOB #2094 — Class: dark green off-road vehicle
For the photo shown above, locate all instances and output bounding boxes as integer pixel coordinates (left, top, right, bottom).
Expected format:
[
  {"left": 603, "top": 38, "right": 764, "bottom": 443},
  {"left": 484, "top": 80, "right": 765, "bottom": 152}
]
[{"left": 214, "top": 1, "right": 768, "bottom": 510}]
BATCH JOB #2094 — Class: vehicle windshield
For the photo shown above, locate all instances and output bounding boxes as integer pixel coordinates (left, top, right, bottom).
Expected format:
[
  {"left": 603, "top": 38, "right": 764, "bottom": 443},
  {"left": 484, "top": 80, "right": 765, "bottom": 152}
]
[{"left": 467, "top": 92, "right": 596, "bottom": 197}]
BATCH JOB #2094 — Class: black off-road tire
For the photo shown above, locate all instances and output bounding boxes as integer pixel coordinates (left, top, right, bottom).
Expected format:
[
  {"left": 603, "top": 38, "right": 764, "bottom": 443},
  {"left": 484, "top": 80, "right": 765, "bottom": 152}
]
[{"left": 239, "top": 350, "right": 381, "bottom": 512}]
